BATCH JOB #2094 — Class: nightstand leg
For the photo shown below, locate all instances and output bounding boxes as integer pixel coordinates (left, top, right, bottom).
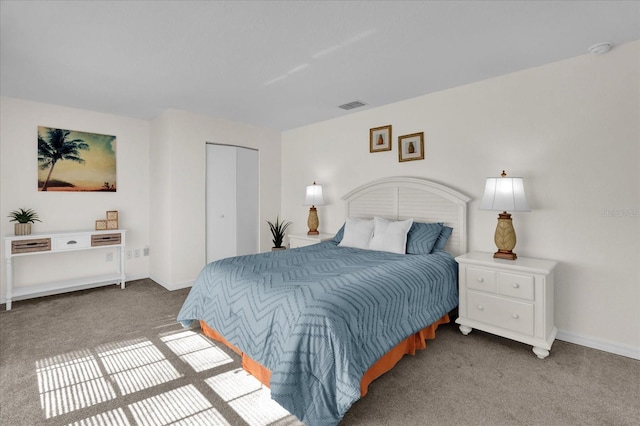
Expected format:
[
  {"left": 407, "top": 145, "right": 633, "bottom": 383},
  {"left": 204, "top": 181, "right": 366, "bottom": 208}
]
[
  {"left": 532, "top": 346, "right": 550, "bottom": 359},
  {"left": 459, "top": 325, "right": 472, "bottom": 335}
]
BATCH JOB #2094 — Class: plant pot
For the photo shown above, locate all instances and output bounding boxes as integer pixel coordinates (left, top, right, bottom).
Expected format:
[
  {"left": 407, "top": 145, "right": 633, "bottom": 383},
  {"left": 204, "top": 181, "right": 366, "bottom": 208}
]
[
  {"left": 15, "top": 223, "right": 32, "bottom": 235},
  {"left": 271, "top": 246, "right": 286, "bottom": 251}
]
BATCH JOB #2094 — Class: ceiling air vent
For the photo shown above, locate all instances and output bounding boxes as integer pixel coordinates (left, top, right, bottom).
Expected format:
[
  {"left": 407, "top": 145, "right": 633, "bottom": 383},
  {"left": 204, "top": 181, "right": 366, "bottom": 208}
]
[{"left": 338, "top": 100, "right": 367, "bottom": 110}]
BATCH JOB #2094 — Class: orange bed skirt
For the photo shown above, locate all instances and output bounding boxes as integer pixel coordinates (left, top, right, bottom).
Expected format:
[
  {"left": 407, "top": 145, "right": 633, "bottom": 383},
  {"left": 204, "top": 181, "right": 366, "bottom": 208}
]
[{"left": 200, "top": 313, "right": 450, "bottom": 397}]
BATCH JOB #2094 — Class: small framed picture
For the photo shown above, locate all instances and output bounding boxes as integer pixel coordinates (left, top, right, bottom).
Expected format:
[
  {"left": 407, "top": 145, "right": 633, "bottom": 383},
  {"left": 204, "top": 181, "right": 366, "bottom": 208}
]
[
  {"left": 95, "top": 220, "right": 107, "bottom": 230},
  {"left": 370, "top": 125, "right": 392, "bottom": 152},
  {"left": 398, "top": 132, "right": 425, "bottom": 162},
  {"left": 107, "top": 219, "right": 119, "bottom": 230},
  {"left": 106, "top": 210, "right": 118, "bottom": 220}
]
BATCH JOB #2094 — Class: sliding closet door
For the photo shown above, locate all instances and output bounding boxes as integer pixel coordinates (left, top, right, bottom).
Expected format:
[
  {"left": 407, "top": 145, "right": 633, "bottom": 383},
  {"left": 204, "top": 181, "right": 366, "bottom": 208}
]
[
  {"left": 206, "top": 144, "right": 237, "bottom": 263},
  {"left": 235, "top": 147, "right": 259, "bottom": 256},
  {"left": 206, "top": 144, "right": 258, "bottom": 264}
]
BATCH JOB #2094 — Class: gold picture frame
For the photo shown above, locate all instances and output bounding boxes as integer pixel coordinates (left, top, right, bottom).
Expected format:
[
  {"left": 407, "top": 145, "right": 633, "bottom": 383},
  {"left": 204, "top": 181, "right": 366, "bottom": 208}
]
[
  {"left": 369, "top": 125, "right": 392, "bottom": 152},
  {"left": 398, "top": 132, "right": 425, "bottom": 162}
]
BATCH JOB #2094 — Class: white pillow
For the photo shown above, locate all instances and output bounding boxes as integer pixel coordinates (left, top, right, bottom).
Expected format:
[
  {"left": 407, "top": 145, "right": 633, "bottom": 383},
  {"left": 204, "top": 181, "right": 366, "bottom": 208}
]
[
  {"left": 338, "top": 218, "right": 374, "bottom": 249},
  {"left": 368, "top": 217, "right": 414, "bottom": 254}
]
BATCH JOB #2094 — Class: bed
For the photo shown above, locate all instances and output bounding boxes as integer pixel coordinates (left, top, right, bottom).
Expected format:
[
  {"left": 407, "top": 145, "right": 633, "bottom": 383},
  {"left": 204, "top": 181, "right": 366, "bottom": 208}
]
[{"left": 177, "top": 177, "right": 470, "bottom": 425}]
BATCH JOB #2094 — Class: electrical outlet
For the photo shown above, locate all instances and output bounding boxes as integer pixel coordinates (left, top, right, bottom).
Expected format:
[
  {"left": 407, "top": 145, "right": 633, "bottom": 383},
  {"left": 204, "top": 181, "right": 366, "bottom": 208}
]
[
  {"left": 143, "top": 246, "right": 149, "bottom": 256},
  {"left": 134, "top": 249, "right": 140, "bottom": 258},
  {"left": 106, "top": 252, "right": 113, "bottom": 262},
  {"left": 127, "top": 250, "right": 132, "bottom": 260}
]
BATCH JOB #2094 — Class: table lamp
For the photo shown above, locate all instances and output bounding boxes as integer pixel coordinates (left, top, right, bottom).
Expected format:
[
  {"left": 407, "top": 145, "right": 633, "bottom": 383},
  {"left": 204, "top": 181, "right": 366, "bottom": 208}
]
[
  {"left": 480, "top": 170, "right": 530, "bottom": 260},
  {"left": 304, "top": 181, "right": 325, "bottom": 235}
]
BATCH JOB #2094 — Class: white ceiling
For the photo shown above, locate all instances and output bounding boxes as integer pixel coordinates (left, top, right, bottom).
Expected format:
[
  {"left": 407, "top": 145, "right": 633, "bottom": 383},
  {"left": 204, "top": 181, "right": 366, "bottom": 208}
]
[{"left": 1, "top": 1, "right": 638, "bottom": 131}]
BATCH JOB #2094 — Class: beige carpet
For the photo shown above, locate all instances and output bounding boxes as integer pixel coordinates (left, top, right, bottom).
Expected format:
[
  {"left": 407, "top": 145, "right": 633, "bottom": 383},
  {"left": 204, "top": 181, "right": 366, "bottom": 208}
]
[{"left": 1, "top": 279, "right": 638, "bottom": 426}]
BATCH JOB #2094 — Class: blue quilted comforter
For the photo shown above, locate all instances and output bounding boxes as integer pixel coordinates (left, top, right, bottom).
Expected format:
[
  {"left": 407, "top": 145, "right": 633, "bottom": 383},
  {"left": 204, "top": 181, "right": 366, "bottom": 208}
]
[{"left": 177, "top": 241, "right": 458, "bottom": 425}]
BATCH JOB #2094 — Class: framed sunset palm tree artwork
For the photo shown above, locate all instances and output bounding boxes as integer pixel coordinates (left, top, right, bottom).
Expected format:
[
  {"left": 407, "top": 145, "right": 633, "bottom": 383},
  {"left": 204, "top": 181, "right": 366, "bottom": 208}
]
[{"left": 37, "top": 126, "right": 117, "bottom": 192}]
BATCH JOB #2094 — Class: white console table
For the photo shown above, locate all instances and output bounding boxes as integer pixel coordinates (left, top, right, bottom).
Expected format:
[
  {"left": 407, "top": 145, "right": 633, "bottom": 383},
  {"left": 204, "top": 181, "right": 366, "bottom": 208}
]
[{"left": 4, "top": 229, "right": 126, "bottom": 310}]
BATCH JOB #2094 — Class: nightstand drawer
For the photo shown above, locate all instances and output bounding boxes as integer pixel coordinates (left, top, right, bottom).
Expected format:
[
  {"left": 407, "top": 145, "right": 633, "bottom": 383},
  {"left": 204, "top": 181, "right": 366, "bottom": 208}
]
[
  {"left": 498, "top": 272, "right": 534, "bottom": 300},
  {"left": 289, "top": 233, "right": 333, "bottom": 249},
  {"left": 466, "top": 267, "right": 497, "bottom": 293},
  {"left": 53, "top": 235, "right": 91, "bottom": 251},
  {"left": 467, "top": 292, "right": 534, "bottom": 336}
]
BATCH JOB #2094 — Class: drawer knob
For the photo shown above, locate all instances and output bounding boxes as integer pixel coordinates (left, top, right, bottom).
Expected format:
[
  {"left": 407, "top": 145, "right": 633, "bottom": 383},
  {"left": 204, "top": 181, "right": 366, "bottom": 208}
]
[
  {"left": 512, "top": 313, "right": 519, "bottom": 319},
  {"left": 477, "top": 305, "right": 484, "bottom": 311},
  {"left": 67, "top": 240, "right": 77, "bottom": 245},
  {"left": 477, "top": 277, "right": 484, "bottom": 283},
  {"left": 512, "top": 283, "right": 520, "bottom": 288}
]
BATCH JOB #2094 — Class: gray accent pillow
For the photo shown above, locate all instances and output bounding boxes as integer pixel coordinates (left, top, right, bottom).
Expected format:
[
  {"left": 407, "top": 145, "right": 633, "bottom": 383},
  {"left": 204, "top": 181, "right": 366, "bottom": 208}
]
[{"left": 405, "top": 222, "right": 444, "bottom": 254}]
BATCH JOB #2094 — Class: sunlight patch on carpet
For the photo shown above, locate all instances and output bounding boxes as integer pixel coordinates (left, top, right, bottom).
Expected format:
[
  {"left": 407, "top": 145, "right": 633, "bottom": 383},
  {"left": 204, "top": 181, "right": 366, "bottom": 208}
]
[
  {"left": 205, "top": 368, "right": 294, "bottom": 425},
  {"left": 205, "top": 368, "right": 262, "bottom": 401},
  {"left": 36, "top": 331, "right": 299, "bottom": 424},
  {"left": 36, "top": 350, "right": 116, "bottom": 418},
  {"left": 128, "top": 385, "right": 227, "bottom": 426},
  {"left": 161, "top": 330, "right": 233, "bottom": 372},
  {"left": 97, "top": 339, "right": 182, "bottom": 395},
  {"left": 169, "top": 408, "right": 231, "bottom": 426},
  {"left": 67, "top": 407, "right": 131, "bottom": 426}
]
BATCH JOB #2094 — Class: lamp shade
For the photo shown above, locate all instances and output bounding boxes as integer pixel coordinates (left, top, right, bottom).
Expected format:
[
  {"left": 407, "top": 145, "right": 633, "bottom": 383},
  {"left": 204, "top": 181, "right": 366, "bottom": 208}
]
[
  {"left": 304, "top": 182, "right": 325, "bottom": 207},
  {"left": 480, "top": 174, "right": 530, "bottom": 212}
]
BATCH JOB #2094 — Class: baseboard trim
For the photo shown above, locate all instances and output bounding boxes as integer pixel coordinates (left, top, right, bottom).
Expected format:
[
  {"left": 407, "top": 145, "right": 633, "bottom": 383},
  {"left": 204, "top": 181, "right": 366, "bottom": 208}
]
[
  {"left": 148, "top": 274, "right": 193, "bottom": 291},
  {"left": 556, "top": 330, "right": 640, "bottom": 360}
]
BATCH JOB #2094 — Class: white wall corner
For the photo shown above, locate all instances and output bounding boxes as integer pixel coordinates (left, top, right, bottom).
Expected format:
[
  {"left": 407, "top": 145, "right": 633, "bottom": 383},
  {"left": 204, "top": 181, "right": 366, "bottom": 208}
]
[
  {"left": 148, "top": 274, "right": 193, "bottom": 292},
  {"left": 124, "top": 273, "right": 151, "bottom": 283}
]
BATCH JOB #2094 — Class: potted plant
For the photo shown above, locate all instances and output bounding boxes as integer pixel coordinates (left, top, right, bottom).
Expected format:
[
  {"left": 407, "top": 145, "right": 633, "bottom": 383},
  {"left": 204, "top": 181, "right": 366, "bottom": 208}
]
[
  {"left": 8, "top": 208, "right": 41, "bottom": 236},
  {"left": 267, "top": 216, "right": 292, "bottom": 251}
]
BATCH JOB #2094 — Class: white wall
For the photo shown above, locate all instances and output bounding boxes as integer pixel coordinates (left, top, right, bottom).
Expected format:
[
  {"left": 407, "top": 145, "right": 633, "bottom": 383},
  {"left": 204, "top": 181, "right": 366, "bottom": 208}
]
[
  {"left": 149, "top": 109, "right": 281, "bottom": 290},
  {"left": 0, "top": 100, "right": 280, "bottom": 299},
  {"left": 281, "top": 41, "right": 640, "bottom": 357},
  {"left": 0, "top": 97, "right": 151, "bottom": 299}
]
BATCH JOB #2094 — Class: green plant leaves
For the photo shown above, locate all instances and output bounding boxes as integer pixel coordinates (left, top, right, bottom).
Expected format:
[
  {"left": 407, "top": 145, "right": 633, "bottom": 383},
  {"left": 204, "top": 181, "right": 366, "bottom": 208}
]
[
  {"left": 267, "top": 216, "right": 292, "bottom": 248},
  {"left": 8, "top": 208, "right": 41, "bottom": 224}
]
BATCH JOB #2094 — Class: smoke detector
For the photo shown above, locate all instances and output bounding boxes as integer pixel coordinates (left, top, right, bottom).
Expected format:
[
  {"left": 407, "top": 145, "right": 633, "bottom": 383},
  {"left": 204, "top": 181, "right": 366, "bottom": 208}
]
[{"left": 588, "top": 42, "right": 612, "bottom": 55}]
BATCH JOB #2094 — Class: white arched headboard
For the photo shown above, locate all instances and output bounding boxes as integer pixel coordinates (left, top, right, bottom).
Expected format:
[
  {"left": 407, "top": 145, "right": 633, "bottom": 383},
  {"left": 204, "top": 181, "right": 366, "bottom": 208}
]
[{"left": 342, "top": 177, "right": 471, "bottom": 257}]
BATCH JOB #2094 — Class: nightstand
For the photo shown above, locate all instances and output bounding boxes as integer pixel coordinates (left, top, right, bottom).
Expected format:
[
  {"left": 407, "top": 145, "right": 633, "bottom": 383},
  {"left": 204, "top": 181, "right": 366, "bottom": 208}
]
[
  {"left": 288, "top": 233, "right": 333, "bottom": 249},
  {"left": 455, "top": 252, "right": 558, "bottom": 359}
]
